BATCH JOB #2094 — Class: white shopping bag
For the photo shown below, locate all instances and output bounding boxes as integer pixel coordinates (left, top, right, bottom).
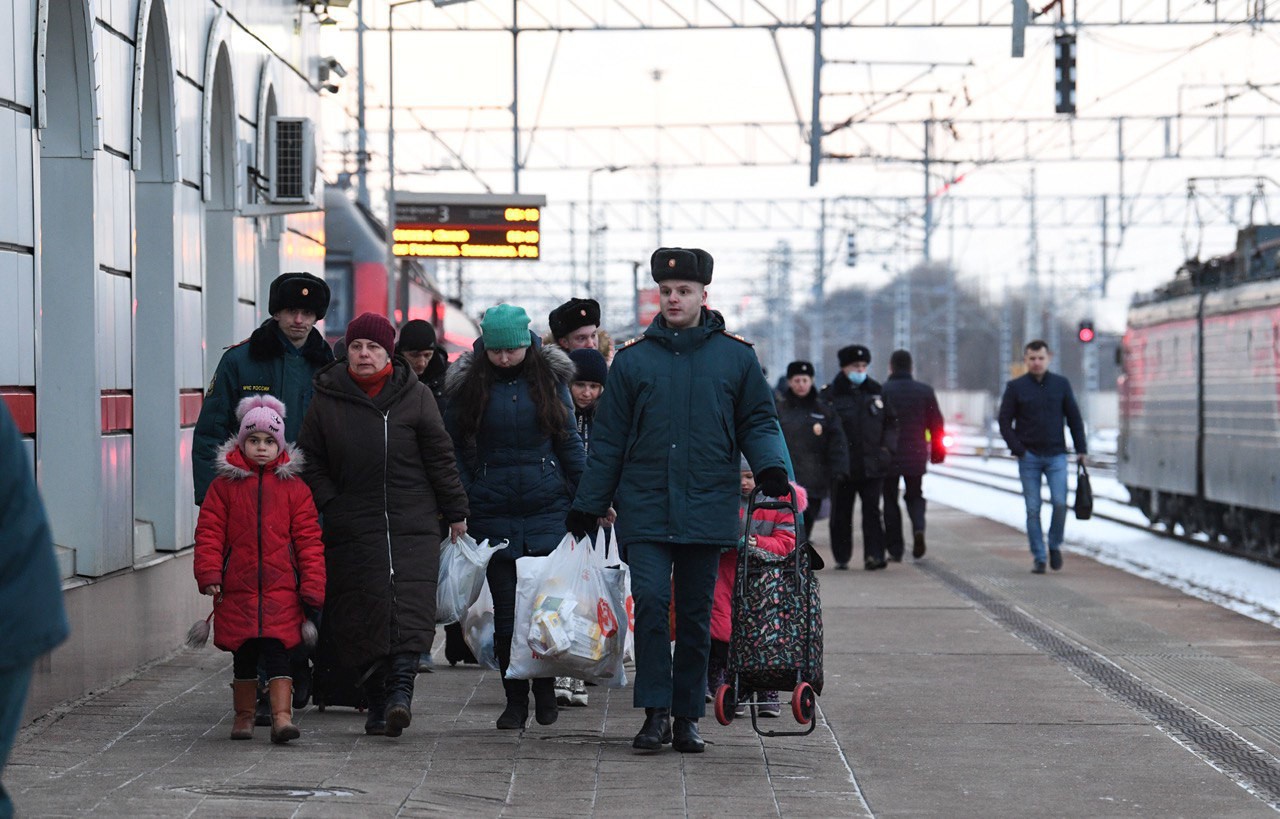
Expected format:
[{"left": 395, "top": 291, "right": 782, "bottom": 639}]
[
  {"left": 437, "top": 534, "right": 507, "bottom": 625},
  {"left": 593, "top": 528, "right": 634, "bottom": 665},
  {"left": 507, "top": 533, "right": 627, "bottom": 687},
  {"left": 461, "top": 578, "right": 499, "bottom": 670}
]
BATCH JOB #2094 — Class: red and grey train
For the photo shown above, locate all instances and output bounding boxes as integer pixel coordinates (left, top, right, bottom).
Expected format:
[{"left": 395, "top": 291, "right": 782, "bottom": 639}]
[
  {"left": 323, "top": 186, "right": 479, "bottom": 353},
  {"left": 1118, "top": 225, "right": 1280, "bottom": 561}
]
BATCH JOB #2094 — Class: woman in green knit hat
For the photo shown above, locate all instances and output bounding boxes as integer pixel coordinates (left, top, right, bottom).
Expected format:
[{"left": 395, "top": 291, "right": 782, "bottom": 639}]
[{"left": 442, "top": 304, "right": 587, "bottom": 730}]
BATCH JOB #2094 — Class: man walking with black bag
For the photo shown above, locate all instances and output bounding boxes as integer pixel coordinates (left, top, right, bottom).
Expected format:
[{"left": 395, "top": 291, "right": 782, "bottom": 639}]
[{"left": 998, "top": 340, "right": 1088, "bottom": 574}]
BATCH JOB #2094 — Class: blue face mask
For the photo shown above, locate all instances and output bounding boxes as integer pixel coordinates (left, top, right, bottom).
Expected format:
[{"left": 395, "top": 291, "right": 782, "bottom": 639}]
[{"left": 846, "top": 370, "right": 867, "bottom": 385}]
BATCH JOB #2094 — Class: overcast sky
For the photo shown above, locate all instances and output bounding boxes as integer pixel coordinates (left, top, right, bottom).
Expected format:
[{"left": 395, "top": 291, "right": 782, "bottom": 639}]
[{"left": 319, "top": 3, "right": 1280, "bottom": 336}]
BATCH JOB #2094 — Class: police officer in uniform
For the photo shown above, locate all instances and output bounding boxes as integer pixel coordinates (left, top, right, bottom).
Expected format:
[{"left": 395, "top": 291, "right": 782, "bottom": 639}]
[
  {"left": 821, "top": 345, "right": 898, "bottom": 570},
  {"left": 776, "top": 360, "right": 849, "bottom": 543},
  {"left": 567, "top": 247, "right": 787, "bottom": 755}
]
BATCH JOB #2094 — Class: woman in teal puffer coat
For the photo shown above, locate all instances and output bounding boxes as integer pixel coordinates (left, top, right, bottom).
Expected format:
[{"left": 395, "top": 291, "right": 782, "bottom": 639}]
[{"left": 443, "top": 305, "right": 585, "bottom": 732}]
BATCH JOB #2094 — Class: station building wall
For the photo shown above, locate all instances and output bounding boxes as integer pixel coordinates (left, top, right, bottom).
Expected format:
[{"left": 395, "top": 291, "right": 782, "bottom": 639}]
[{"left": 2, "top": 0, "right": 330, "bottom": 719}]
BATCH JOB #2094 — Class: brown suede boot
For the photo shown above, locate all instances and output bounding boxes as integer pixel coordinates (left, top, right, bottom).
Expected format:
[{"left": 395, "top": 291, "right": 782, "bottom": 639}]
[
  {"left": 268, "top": 677, "right": 300, "bottom": 744},
  {"left": 231, "top": 679, "right": 257, "bottom": 740}
]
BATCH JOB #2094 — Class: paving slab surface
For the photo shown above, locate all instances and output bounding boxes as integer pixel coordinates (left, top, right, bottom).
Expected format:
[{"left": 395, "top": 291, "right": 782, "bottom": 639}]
[{"left": 7, "top": 505, "right": 1280, "bottom": 817}]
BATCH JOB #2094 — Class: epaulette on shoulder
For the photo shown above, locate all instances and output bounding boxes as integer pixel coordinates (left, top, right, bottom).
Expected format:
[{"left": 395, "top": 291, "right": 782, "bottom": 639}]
[
  {"left": 615, "top": 335, "right": 649, "bottom": 353},
  {"left": 225, "top": 337, "right": 251, "bottom": 351},
  {"left": 720, "top": 330, "right": 754, "bottom": 346}
]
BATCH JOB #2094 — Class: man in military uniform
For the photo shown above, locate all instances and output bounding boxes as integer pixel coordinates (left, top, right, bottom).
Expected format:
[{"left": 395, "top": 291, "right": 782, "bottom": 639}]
[
  {"left": 193, "top": 271, "right": 334, "bottom": 505},
  {"left": 548, "top": 297, "right": 602, "bottom": 351},
  {"left": 567, "top": 247, "right": 788, "bottom": 755},
  {"left": 821, "top": 344, "right": 898, "bottom": 571}
]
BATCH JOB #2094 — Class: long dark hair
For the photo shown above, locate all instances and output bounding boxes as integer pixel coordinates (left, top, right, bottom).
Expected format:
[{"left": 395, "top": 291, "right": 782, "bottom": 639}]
[{"left": 453, "top": 346, "right": 570, "bottom": 444}]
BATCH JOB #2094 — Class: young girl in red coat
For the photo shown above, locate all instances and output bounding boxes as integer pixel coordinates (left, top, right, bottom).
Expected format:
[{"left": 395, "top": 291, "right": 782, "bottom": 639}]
[
  {"left": 194, "top": 395, "right": 326, "bottom": 743},
  {"left": 707, "top": 461, "right": 807, "bottom": 717}
]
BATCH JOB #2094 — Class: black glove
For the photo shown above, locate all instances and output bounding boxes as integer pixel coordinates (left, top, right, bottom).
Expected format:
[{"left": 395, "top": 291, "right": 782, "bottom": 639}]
[
  {"left": 565, "top": 509, "right": 600, "bottom": 539},
  {"left": 756, "top": 466, "right": 791, "bottom": 499}
]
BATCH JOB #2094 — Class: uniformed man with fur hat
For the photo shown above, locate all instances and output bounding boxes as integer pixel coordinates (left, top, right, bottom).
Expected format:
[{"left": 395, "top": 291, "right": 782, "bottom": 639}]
[
  {"left": 567, "top": 247, "right": 788, "bottom": 755},
  {"left": 194, "top": 272, "right": 334, "bottom": 505},
  {"left": 548, "top": 297, "right": 602, "bottom": 351},
  {"left": 820, "top": 344, "right": 898, "bottom": 570}
]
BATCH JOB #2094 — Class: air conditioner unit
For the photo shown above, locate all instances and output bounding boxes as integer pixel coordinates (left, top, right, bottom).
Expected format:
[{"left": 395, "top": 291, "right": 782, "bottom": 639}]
[
  {"left": 268, "top": 116, "right": 318, "bottom": 206},
  {"left": 242, "top": 116, "right": 321, "bottom": 216}
]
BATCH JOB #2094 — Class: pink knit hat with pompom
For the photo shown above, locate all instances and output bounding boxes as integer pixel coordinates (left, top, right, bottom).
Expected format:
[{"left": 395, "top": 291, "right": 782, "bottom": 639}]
[{"left": 236, "top": 395, "right": 287, "bottom": 451}]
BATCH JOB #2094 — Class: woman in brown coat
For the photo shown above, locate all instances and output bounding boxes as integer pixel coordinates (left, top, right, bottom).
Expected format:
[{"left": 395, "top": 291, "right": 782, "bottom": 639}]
[{"left": 299, "top": 312, "right": 469, "bottom": 738}]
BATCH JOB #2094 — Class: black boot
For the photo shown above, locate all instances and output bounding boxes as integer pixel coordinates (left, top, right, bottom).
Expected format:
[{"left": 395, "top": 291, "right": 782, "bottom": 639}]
[
  {"left": 444, "top": 622, "right": 478, "bottom": 665},
  {"left": 531, "top": 677, "right": 558, "bottom": 726},
  {"left": 363, "top": 664, "right": 387, "bottom": 736},
  {"left": 632, "top": 708, "right": 672, "bottom": 752},
  {"left": 383, "top": 652, "right": 418, "bottom": 738},
  {"left": 672, "top": 717, "right": 705, "bottom": 753},
  {"left": 494, "top": 642, "right": 529, "bottom": 730}
]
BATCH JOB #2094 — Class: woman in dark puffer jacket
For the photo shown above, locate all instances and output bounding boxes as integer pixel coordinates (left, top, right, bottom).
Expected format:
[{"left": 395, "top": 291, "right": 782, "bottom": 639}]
[
  {"left": 444, "top": 304, "right": 586, "bottom": 731},
  {"left": 299, "top": 312, "right": 469, "bottom": 738}
]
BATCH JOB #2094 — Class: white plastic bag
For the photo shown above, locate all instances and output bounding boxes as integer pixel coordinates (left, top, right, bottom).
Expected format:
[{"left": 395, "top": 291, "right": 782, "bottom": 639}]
[
  {"left": 593, "top": 528, "right": 634, "bottom": 665},
  {"left": 437, "top": 534, "right": 507, "bottom": 625},
  {"left": 507, "top": 533, "right": 627, "bottom": 686},
  {"left": 461, "top": 579, "right": 499, "bottom": 670}
]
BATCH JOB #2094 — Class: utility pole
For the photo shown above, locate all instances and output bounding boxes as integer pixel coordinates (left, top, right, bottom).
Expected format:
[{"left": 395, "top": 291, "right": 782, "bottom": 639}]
[
  {"left": 1024, "top": 167, "right": 1041, "bottom": 344},
  {"left": 945, "top": 264, "right": 957, "bottom": 389},
  {"left": 811, "top": 199, "right": 827, "bottom": 380},
  {"left": 355, "top": 0, "right": 369, "bottom": 209},
  {"left": 768, "top": 241, "right": 794, "bottom": 378},
  {"left": 923, "top": 119, "right": 933, "bottom": 262},
  {"left": 808, "top": 0, "right": 824, "bottom": 186},
  {"left": 511, "top": 0, "right": 521, "bottom": 192}
]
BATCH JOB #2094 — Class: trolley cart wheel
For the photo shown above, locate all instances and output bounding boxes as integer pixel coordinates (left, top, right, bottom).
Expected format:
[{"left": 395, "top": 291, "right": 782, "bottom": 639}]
[
  {"left": 714, "top": 685, "right": 736, "bottom": 726},
  {"left": 792, "top": 682, "right": 816, "bottom": 725}
]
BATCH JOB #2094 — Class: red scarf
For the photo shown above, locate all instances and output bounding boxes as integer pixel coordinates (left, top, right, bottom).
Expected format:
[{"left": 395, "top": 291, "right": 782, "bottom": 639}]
[{"left": 349, "top": 361, "right": 393, "bottom": 397}]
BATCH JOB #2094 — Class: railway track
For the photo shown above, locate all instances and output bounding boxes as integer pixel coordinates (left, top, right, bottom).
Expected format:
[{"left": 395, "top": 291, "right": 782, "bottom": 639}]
[{"left": 931, "top": 459, "right": 1280, "bottom": 570}]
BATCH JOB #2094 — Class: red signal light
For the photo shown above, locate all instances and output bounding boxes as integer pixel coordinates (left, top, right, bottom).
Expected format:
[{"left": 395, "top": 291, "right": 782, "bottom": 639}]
[
  {"left": 941, "top": 434, "right": 954, "bottom": 450},
  {"left": 1077, "top": 320, "right": 1095, "bottom": 343}
]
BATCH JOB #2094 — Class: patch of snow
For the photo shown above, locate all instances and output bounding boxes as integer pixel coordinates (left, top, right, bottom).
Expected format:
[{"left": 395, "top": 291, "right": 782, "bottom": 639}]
[{"left": 925, "top": 469, "right": 1280, "bottom": 628}]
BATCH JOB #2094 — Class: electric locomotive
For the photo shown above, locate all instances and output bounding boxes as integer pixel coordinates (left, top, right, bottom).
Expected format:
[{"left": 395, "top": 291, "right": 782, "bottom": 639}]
[{"left": 1119, "top": 226, "right": 1280, "bottom": 561}]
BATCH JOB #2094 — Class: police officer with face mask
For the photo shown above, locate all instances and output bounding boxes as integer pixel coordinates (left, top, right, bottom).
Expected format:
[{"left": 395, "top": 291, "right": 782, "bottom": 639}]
[{"left": 820, "top": 345, "right": 898, "bottom": 570}]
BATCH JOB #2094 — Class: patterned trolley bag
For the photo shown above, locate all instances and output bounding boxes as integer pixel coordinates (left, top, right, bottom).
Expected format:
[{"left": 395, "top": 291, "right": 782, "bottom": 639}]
[{"left": 720, "top": 488, "right": 824, "bottom": 736}]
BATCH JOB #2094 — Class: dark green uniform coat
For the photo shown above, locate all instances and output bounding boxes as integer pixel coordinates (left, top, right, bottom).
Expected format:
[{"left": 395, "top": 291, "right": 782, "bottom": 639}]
[
  {"left": 193, "top": 320, "right": 334, "bottom": 504},
  {"left": 573, "top": 309, "right": 787, "bottom": 547}
]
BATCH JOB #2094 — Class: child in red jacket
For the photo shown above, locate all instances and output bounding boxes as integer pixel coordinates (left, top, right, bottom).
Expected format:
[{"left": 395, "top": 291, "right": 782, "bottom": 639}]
[
  {"left": 707, "top": 462, "right": 807, "bottom": 717},
  {"left": 194, "top": 396, "right": 325, "bottom": 743}
]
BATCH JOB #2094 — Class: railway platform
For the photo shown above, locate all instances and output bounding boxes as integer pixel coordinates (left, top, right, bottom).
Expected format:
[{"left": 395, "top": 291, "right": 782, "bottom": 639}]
[{"left": 7, "top": 503, "right": 1280, "bottom": 817}]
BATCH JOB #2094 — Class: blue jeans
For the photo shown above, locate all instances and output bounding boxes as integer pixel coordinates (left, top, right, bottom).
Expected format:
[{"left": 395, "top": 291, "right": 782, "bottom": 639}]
[{"left": 1017, "top": 452, "right": 1067, "bottom": 563}]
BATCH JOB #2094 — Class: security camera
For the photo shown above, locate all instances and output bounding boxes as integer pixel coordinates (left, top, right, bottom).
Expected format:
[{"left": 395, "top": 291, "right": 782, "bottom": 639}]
[{"left": 325, "top": 57, "right": 347, "bottom": 79}]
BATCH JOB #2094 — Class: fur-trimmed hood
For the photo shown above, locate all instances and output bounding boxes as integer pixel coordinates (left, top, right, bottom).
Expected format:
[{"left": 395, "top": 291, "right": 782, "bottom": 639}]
[
  {"left": 246, "top": 319, "right": 333, "bottom": 367},
  {"left": 442, "top": 341, "right": 576, "bottom": 398},
  {"left": 215, "top": 438, "right": 306, "bottom": 480}
]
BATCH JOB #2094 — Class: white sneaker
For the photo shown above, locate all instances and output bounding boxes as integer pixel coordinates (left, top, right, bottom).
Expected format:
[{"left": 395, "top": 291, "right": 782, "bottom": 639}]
[
  {"left": 555, "top": 677, "right": 573, "bottom": 706},
  {"left": 569, "top": 678, "right": 589, "bottom": 707}
]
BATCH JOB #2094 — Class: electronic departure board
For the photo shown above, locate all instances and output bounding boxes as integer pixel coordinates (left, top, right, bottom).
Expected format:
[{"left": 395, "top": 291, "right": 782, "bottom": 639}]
[{"left": 393, "top": 193, "right": 546, "bottom": 261}]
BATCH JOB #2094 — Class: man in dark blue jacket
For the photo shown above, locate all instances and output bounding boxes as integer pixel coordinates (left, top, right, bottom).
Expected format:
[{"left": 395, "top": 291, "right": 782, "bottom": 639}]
[
  {"left": 998, "top": 340, "right": 1088, "bottom": 574},
  {"left": 0, "top": 402, "right": 69, "bottom": 817},
  {"left": 567, "top": 247, "right": 788, "bottom": 755},
  {"left": 881, "top": 349, "right": 946, "bottom": 560}
]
